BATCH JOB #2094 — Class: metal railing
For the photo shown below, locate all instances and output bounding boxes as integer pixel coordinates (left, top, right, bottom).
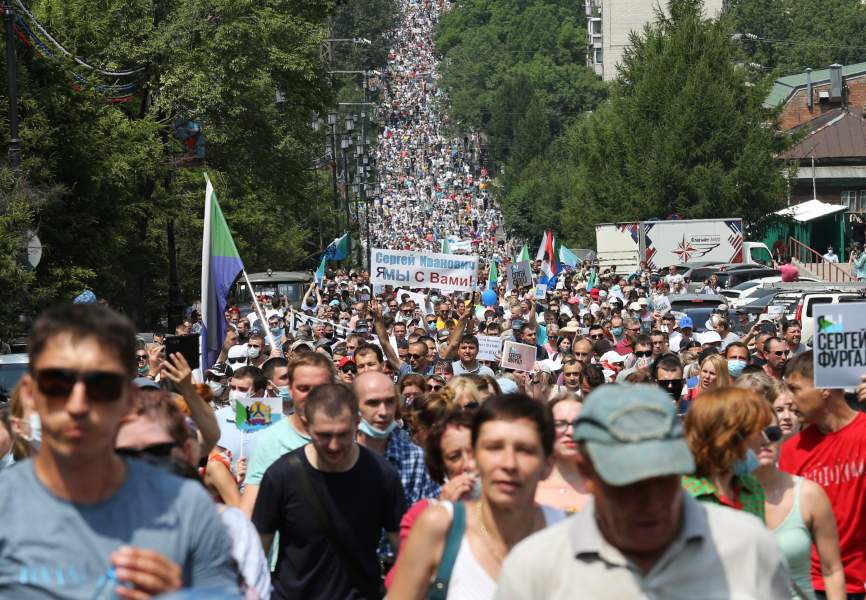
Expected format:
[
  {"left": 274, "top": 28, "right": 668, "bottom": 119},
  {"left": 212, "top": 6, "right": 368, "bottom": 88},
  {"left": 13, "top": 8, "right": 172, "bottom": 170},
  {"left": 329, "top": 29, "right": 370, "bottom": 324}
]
[{"left": 787, "top": 237, "right": 855, "bottom": 282}]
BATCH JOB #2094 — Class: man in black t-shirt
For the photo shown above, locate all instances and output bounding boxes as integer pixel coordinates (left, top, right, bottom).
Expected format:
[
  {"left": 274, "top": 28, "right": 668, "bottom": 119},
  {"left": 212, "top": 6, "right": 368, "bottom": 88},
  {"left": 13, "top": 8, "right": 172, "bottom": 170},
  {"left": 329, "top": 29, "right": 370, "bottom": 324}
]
[{"left": 252, "top": 383, "right": 406, "bottom": 600}]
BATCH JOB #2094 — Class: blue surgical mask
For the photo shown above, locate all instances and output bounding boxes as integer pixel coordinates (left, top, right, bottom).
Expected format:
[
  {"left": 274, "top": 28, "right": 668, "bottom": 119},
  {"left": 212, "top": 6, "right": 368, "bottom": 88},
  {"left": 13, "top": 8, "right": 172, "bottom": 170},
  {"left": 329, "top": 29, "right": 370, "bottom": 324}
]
[
  {"left": 25, "top": 413, "right": 41, "bottom": 452},
  {"left": 276, "top": 385, "right": 290, "bottom": 400},
  {"left": 733, "top": 448, "right": 759, "bottom": 477},
  {"left": 611, "top": 326, "right": 624, "bottom": 337},
  {"left": 271, "top": 327, "right": 284, "bottom": 339},
  {"left": 727, "top": 359, "right": 747, "bottom": 378},
  {"left": 358, "top": 419, "right": 398, "bottom": 439}
]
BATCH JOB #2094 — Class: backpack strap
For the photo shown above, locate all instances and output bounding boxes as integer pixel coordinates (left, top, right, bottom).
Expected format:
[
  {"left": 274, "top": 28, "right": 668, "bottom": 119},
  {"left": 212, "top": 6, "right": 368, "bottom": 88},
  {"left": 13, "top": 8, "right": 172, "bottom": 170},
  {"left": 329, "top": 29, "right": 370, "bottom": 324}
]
[{"left": 427, "top": 501, "right": 466, "bottom": 600}]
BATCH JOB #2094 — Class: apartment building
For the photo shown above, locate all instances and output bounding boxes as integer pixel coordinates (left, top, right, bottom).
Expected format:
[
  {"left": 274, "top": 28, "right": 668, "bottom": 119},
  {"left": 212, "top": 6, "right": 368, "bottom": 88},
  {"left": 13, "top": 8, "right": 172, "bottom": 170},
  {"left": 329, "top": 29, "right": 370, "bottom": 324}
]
[{"left": 586, "top": 0, "right": 725, "bottom": 80}]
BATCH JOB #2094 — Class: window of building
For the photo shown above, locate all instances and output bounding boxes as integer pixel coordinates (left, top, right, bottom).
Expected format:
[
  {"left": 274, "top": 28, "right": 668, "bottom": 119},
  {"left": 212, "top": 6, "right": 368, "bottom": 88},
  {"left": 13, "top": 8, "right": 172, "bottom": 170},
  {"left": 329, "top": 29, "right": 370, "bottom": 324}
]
[
  {"left": 841, "top": 190, "right": 863, "bottom": 212},
  {"left": 594, "top": 48, "right": 603, "bottom": 64},
  {"left": 590, "top": 19, "right": 602, "bottom": 35}
]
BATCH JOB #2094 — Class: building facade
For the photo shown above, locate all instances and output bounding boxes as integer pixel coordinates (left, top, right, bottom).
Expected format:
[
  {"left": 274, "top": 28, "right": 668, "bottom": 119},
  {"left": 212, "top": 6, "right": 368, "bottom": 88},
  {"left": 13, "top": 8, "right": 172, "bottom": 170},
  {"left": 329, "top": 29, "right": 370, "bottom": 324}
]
[{"left": 586, "top": 0, "right": 725, "bottom": 81}]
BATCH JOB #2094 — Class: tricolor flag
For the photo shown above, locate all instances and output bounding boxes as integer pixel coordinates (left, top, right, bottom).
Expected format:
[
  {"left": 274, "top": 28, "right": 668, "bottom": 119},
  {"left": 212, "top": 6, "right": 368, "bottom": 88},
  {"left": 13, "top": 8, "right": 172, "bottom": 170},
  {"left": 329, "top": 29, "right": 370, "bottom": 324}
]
[
  {"left": 586, "top": 266, "right": 598, "bottom": 293},
  {"left": 201, "top": 174, "right": 245, "bottom": 370},
  {"left": 543, "top": 230, "right": 560, "bottom": 279},
  {"left": 535, "top": 231, "right": 549, "bottom": 261},
  {"left": 324, "top": 233, "right": 350, "bottom": 261},
  {"left": 488, "top": 259, "right": 498, "bottom": 290}
]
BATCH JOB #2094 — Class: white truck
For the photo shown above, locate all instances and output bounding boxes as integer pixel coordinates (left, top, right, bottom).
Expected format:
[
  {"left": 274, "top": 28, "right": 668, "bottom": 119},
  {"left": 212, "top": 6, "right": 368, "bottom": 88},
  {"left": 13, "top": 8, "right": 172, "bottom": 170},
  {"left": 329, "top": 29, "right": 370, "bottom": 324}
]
[{"left": 595, "top": 219, "right": 773, "bottom": 272}]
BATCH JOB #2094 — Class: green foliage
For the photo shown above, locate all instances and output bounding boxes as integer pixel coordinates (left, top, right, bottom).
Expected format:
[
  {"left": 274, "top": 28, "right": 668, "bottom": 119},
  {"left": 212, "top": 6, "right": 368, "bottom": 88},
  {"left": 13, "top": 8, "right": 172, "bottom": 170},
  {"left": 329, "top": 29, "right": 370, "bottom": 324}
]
[
  {"left": 727, "top": 0, "right": 866, "bottom": 74},
  {"left": 0, "top": 0, "right": 379, "bottom": 331},
  {"left": 560, "top": 0, "right": 790, "bottom": 248}
]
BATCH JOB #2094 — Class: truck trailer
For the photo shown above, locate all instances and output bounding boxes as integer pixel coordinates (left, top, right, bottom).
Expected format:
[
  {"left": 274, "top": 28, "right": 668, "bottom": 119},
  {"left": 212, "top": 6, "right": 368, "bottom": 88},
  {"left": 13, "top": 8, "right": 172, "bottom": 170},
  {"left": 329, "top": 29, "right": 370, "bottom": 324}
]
[{"left": 595, "top": 219, "right": 773, "bottom": 272}]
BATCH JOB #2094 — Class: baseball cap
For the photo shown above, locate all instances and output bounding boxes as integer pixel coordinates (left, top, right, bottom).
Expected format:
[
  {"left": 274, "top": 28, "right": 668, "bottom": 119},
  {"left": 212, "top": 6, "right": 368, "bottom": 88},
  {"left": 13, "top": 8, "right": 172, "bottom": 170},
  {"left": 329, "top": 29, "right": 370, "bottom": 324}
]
[
  {"left": 679, "top": 316, "right": 694, "bottom": 330},
  {"left": 291, "top": 339, "right": 314, "bottom": 352},
  {"left": 133, "top": 377, "right": 160, "bottom": 390},
  {"left": 698, "top": 330, "right": 722, "bottom": 344},
  {"left": 601, "top": 350, "right": 626, "bottom": 364},
  {"left": 573, "top": 385, "right": 695, "bottom": 486},
  {"left": 337, "top": 356, "right": 355, "bottom": 369},
  {"left": 206, "top": 362, "right": 233, "bottom": 379},
  {"left": 354, "top": 319, "right": 370, "bottom": 333},
  {"left": 628, "top": 302, "right": 641, "bottom": 312}
]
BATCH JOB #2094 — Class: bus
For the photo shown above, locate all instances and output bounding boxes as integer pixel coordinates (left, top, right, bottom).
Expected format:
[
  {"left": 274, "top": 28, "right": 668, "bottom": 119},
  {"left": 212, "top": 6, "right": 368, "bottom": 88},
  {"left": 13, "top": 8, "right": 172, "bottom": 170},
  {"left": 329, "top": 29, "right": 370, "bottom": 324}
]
[{"left": 235, "top": 270, "right": 313, "bottom": 310}]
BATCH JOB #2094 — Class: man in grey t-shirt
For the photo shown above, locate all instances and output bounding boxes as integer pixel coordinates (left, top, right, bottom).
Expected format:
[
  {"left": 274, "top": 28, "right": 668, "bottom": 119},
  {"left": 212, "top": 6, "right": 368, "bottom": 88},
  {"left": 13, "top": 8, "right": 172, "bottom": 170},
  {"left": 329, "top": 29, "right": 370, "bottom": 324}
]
[{"left": 0, "top": 304, "right": 239, "bottom": 599}]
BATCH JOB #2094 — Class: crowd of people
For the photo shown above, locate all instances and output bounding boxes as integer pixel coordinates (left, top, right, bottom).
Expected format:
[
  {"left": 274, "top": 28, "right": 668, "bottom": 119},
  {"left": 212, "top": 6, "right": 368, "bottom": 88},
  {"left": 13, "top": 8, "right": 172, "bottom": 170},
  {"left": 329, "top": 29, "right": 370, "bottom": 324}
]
[
  {"left": 366, "top": 0, "right": 506, "bottom": 258},
  {"left": 2, "top": 1, "right": 866, "bottom": 599}
]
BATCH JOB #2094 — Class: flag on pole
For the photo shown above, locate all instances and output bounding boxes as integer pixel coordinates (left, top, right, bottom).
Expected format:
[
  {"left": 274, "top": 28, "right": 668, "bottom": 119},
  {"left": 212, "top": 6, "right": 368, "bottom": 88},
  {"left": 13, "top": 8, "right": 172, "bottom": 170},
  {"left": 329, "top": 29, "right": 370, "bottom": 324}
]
[
  {"left": 559, "top": 245, "right": 578, "bottom": 268},
  {"left": 324, "top": 233, "right": 350, "bottom": 261},
  {"left": 315, "top": 254, "right": 327, "bottom": 288},
  {"left": 535, "top": 231, "right": 549, "bottom": 261},
  {"left": 201, "top": 173, "right": 245, "bottom": 371},
  {"left": 586, "top": 267, "right": 598, "bottom": 293},
  {"left": 543, "top": 230, "right": 560, "bottom": 279},
  {"left": 516, "top": 244, "right": 530, "bottom": 263},
  {"left": 488, "top": 259, "right": 498, "bottom": 290}
]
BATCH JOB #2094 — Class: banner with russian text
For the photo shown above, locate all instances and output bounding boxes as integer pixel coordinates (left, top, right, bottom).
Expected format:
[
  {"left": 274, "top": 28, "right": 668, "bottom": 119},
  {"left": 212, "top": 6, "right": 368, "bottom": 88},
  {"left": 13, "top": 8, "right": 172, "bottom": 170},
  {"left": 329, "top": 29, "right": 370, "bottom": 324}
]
[{"left": 371, "top": 249, "right": 479, "bottom": 292}]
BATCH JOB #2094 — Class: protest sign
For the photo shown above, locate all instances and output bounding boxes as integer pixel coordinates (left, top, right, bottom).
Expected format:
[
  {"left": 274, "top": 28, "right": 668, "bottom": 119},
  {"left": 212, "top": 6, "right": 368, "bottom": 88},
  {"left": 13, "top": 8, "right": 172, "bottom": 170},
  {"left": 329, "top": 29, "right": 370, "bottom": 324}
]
[
  {"left": 450, "top": 239, "right": 473, "bottom": 253},
  {"left": 768, "top": 305, "right": 784, "bottom": 319},
  {"left": 371, "top": 249, "right": 479, "bottom": 292},
  {"left": 477, "top": 335, "right": 503, "bottom": 362},
  {"left": 500, "top": 341, "right": 536, "bottom": 372},
  {"left": 235, "top": 397, "right": 283, "bottom": 432},
  {"left": 813, "top": 302, "right": 866, "bottom": 389},
  {"left": 507, "top": 261, "right": 533, "bottom": 290},
  {"left": 535, "top": 284, "right": 548, "bottom": 300}
]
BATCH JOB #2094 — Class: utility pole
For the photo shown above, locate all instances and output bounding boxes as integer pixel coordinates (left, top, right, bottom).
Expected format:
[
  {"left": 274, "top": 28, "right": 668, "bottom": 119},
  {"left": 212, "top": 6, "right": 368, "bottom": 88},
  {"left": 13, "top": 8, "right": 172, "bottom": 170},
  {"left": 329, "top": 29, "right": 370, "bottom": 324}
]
[{"left": 3, "top": 0, "right": 21, "bottom": 169}]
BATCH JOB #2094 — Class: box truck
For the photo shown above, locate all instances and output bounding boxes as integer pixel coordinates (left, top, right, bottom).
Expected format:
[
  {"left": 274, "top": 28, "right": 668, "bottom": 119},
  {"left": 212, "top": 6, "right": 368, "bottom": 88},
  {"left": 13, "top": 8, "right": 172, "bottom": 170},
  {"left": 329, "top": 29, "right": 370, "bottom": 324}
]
[{"left": 595, "top": 219, "right": 773, "bottom": 272}]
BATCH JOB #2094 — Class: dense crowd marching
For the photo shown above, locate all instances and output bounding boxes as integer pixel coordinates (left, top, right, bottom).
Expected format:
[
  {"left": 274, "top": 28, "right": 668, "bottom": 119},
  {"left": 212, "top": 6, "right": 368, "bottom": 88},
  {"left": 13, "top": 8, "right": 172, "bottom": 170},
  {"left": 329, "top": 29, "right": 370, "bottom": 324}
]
[{"left": 2, "top": 1, "right": 866, "bottom": 600}]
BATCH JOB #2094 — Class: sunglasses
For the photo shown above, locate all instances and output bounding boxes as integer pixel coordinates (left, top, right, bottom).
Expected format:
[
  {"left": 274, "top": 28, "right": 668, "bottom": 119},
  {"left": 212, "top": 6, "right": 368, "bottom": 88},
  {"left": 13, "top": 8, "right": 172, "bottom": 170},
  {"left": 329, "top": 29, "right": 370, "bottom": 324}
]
[
  {"left": 770, "top": 350, "right": 790, "bottom": 357},
  {"left": 428, "top": 384, "right": 443, "bottom": 391},
  {"left": 762, "top": 425, "right": 783, "bottom": 444},
  {"left": 589, "top": 334, "right": 604, "bottom": 340},
  {"left": 35, "top": 368, "right": 127, "bottom": 403},
  {"left": 634, "top": 350, "right": 653, "bottom": 358},
  {"left": 407, "top": 353, "right": 424, "bottom": 360},
  {"left": 341, "top": 366, "right": 357, "bottom": 374},
  {"left": 116, "top": 442, "right": 176, "bottom": 459},
  {"left": 227, "top": 357, "right": 247, "bottom": 365},
  {"left": 135, "top": 354, "right": 148, "bottom": 362}
]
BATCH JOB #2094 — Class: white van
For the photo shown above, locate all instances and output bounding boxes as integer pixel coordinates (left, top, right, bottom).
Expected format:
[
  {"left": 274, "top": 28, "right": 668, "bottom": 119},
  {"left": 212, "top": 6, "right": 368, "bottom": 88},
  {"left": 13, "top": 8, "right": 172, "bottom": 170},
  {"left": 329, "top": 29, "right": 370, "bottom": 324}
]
[{"left": 795, "top": 291, "right": 866, "bottom": 344}]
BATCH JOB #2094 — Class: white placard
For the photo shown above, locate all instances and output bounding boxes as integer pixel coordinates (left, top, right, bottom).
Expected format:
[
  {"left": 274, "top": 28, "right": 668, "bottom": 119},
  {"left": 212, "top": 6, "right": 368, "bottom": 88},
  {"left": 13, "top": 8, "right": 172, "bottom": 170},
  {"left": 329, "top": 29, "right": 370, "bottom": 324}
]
[
  {"left": 813, "top": 302, "right": 866, "bottom": 389},
  {"left": 768, "top": 305, "right": 784, "bottom": 319},
  {"left": 535, "top": 284, "right": 548, "bottom": 299},
  {"left": 477, "top": 335, "right": 503, "bottom": 362},
  {"left": 371, "top": 249, "right": 479, "bottom": 292},
  {"left": 395, "top": 288, "right": 429, "bottom": 314},
  {"left": 500, "top": 341, "right": 537, "bottom": 372}
]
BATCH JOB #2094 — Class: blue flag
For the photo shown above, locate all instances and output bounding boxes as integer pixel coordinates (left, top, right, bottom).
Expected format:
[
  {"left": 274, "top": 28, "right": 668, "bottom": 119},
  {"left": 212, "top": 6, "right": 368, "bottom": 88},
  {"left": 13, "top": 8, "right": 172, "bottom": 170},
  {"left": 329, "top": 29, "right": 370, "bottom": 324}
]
[{"left": 324, "top": 233, "right": 349, "bottom": 261}]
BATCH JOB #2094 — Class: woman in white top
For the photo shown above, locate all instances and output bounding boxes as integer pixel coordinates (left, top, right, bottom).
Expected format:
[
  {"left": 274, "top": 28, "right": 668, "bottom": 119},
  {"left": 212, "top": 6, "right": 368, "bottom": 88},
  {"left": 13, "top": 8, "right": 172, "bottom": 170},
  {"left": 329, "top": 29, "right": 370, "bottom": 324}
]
[{"left": 389, "top": 393, "right": 566, "bottom": 600}]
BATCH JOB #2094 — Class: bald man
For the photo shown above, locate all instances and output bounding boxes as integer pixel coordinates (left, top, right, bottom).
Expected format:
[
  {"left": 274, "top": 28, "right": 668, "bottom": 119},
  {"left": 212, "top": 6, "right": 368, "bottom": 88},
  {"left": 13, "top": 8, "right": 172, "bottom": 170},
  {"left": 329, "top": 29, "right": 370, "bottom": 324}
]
[{"left": 353, "top": 372, "right": 439, "bottom": 508}]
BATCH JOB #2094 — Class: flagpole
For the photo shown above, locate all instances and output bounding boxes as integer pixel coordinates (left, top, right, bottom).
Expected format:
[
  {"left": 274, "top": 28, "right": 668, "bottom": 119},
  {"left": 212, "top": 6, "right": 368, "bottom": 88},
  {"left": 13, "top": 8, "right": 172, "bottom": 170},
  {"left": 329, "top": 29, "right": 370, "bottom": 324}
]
[
  {"left": 242, "top": 269, "right": 278, "bottom": 352},
  {"left": 201, "top": 174, "right": 214, "bottom": 370}
]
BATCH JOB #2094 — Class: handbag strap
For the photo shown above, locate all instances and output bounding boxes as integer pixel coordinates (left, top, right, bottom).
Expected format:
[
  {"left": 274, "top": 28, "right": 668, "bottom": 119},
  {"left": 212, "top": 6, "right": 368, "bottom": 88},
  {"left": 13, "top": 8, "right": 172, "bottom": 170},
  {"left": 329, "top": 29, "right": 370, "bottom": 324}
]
[
  {"left": 427, "top": 501, "right": 466, "bottom": 600},
  {"left": 286, "top": 451, "right": 378, "bottom": 599}
]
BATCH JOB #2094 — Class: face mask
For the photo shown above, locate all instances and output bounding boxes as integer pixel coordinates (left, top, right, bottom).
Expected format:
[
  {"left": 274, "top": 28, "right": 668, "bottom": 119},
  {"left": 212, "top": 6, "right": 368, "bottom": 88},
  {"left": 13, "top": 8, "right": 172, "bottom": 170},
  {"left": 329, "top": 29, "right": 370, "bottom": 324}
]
[
  {"left": 271, "top": 327, "right": 284, "bottom": 339},
  {"left": 427, "top": 322, "right": 437, "bottom": 332},
  {"left": 275, "top": 385, "right": 290, "bottom": 400},
  {"left": 727, "top": 359, "right": 747, "bottom": 378},
  {"left": 0, "top": 450, "right": 14, "bottom": 470},
  {"left": 228, "top": 389, "right": 252, "bottom": 405},
  {"left": 247, "top": 347, "right": 261, "bottom": 359},
  {"left": 25, "top": 413, "right": 41, "bottom": 451},
  {"left": 137, "top": 364, "right": 149, "bottom": 377},
  {"left": 733, "top": 448, "right": 760, "bottom": 477},
  {"left": 611, "top": 326, "right": 624, "bottom": 337},
  {"left": 658, "top": 379, "right": 684, "bottom": 401},
  {"left": 207, "top": 381, "right": 225, "bottom": 397},
  {"left": 358, "top": 418, "right": 398, "bottom": 439}
]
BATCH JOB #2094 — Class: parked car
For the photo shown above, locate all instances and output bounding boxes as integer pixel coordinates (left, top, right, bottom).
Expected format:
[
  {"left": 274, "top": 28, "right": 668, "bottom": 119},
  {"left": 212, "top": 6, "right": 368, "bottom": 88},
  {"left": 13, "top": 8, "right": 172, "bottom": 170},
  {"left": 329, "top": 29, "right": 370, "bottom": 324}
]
[{"left": 669, "top": 294, "right": 729, "bottom": 331}]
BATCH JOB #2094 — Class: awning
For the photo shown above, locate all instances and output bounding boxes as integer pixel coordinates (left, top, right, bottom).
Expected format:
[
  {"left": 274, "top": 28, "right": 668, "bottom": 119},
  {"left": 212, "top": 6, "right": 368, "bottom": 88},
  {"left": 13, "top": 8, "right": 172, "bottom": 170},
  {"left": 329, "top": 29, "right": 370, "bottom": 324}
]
[{"left": 775, "top": 199, "right": 848, "bottom": 222}]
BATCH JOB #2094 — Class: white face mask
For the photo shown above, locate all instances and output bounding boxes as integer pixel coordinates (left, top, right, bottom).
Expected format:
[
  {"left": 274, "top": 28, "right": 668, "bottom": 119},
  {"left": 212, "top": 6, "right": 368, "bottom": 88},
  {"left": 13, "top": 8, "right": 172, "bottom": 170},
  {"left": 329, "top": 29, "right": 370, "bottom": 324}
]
[
  {"left": 247, "top": 347, "right": 261, "bottom": 359},
  {"left": 207, "top": 381, "right": 225, "bottom": 397},
  {"left": 228, "top": 389, "right": 252, "bottom": 404},
  {"left": 25, "top": 412, "right": 41, "bottom": 451}
]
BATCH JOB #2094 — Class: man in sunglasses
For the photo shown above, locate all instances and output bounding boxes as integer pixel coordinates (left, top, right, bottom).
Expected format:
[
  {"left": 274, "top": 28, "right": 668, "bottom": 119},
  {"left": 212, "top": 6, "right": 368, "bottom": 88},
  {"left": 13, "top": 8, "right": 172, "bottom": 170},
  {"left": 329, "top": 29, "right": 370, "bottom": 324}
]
[
  {"left": 615, "top": 335, "right": 654, "bottom": 382},
  {"left": 0, "top": 304, "right": 239, "bottom": 596},
  {"left": 762, "top": 337, "right": 789, "bottom": 380}
]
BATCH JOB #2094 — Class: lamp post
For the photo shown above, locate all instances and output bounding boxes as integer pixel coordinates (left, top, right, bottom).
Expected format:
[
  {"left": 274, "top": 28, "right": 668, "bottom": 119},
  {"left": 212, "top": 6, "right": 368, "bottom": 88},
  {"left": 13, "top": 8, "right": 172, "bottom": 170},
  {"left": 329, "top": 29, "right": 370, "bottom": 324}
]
[{"left": 3, "top": 0, "right": 21, "bottom": 169}]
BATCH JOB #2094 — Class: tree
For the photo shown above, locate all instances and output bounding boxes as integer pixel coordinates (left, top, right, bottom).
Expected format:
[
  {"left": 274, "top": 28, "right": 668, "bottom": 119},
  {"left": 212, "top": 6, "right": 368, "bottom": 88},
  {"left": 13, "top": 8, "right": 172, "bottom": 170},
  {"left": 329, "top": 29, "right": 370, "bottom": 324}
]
[
  {"left": 559, "top": 0, "right": 791, "bottom": 248},
  {"left": 727, "top": 0, "right": 866, "bottom": 74}
]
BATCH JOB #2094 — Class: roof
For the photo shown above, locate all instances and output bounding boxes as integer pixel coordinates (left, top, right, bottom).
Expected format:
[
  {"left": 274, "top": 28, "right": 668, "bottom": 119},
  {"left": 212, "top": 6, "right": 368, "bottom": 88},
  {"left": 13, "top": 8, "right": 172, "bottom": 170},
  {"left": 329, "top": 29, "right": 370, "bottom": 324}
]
[
  {"left": 774, "top": 199, "right": 847, "bottom": 222},
  {"left": 245, "top": 271, "right": 312, "bottom": 283},
  {"left": 765, "top": 62, "right": 866, "bottom": 108},
  {"left": 777, "top": 110, "right": 866, "bottom": 161}
]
